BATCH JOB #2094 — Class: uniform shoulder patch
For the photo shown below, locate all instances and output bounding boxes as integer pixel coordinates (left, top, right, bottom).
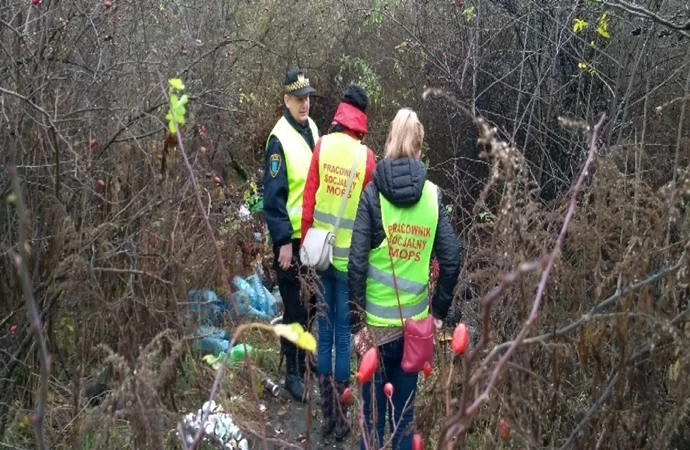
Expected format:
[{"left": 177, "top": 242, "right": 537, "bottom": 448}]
[{"left": 269, "top": 153, "right": 281, "bottom": 178}]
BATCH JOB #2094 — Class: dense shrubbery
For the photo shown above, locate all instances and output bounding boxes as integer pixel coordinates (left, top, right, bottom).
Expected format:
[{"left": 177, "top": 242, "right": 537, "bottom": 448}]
[{"left": 2, "top": 0, "right": 689, "bottom": 448}]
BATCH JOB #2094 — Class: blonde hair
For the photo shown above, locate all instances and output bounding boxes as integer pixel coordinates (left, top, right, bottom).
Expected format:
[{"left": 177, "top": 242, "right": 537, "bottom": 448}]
[{"left": 384, "top": 108, "right": 424, "bottom": 160}]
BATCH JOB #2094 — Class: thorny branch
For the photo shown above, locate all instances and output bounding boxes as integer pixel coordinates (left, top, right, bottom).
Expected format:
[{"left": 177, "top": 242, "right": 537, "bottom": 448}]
[
  {"left": 91, "top": 267, "right": 173, "bottom": 285},
  {"left": 0, "top": 86, "right": 72, "bottom": 153},
  {"left": 157, "top": 74, "right": 271, "bottom": 450},
  {"left": 481, "top": 257, "right": 684, "bottom": 368},
  {"left": 453, "top": 259, "right": 544, "bottom": 424},
  {"left": 434, "top": 109, "right": 607, "bottom": 448},
  {"left": 6, "top": 164, "right": 51, "bottom": 450},
  {"left": 558, "top": 341, "right": 657, "bottom": 450},
  {"left": 604, "top": 0, "right": 690, "bottom": 38}
]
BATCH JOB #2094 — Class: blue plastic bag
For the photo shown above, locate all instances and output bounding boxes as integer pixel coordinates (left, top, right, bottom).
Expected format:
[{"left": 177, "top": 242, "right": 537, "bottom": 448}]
[
  {"left": 231, "top": 275, "right": 278, "bottom": 321},
  {"left": 248, "top": 273, "right": 279, "bottom": 317},
  {"left": 196, "top": 325, "right": 229, "bottom": 340},
  {"left": 187, "top": 289, "right": 226, "bottom": 326},
  {"left": 196, "top": 336, "right": 230, "bottom": 356},
  {"left": 227, "top": 290, "right": 272, "bottom": 322}
]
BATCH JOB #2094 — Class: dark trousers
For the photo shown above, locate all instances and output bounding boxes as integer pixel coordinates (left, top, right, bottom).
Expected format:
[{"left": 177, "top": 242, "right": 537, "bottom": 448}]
[
  {"left": 360, "top": 338, "right": 419, "bottom": 450},
  {"left": 274, "top": 239, "right": 316, "bottom": 363}
]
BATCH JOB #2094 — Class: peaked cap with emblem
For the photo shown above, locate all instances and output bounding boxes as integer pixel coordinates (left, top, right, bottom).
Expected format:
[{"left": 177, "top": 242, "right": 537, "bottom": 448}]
[{"left": 284, "top": 69, "right": 316, "bottom": 97}]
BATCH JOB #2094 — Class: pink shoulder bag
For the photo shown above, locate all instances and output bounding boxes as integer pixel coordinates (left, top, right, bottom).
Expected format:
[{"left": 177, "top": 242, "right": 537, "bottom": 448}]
[{"left": 388, "top": 246, "right": 435, "bottom": 374}]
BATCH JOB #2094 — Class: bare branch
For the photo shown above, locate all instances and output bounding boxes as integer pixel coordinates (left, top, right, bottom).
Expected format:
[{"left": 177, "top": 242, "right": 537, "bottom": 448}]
[
  {"left": 439, "top": 112, "right": 607, "bottom": 448},
  {"left": 6, "top": 164, "right": 51, "bottom": 450},
  {"left": 91, "top": 267, "right": 173, "bottom": 285},
  {"left": 155, "top": 73, "right": 269, "bottom": 450},
  {"left": 604, "top": 0, "right": 690, "bottom": 38},
  {"left": 482, "top": 258, "right": 684, "bottom": 364}
]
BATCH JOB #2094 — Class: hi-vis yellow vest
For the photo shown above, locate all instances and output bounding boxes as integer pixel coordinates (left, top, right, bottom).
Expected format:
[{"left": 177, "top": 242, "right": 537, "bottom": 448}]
[
  {"left": 365, "top": 181, "right": 439, "bottom": 327},
  {"left": 313, "top": 133, "right": 368, "bottom": 272},
  {"left": 266, "top": 116, "right": 319, "bottom": 239}
]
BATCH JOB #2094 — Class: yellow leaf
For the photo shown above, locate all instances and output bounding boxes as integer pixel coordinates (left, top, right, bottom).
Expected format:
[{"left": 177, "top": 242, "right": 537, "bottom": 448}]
[
  {"left": 19, "top": 415, "right": 30, "bottom": 431},
  {"left": 297, "top": 332, "right": 316, "bottom": 353},
  {"left": 578, "top": 62, "right": 587, "bottom": 70},
  {"left": 463, "top": 6, "right": 476, "bottom": 23},
  {"left": 202, "top": 354, "right": 221, "bottom": 370},
  {"left": 273, "top": 323, "right": 316, "bottom": 353},
  {"left": 273, "top": 323, "right": 300, "bottom": 342},
  {"left": 573, "top": 18, "right": 588, "bottom": 33},
  {"left": 597, "top": 13, "right": 610, "bottom": 39},
  {"left": 168, "top": 78, "right": 185, "bottom": 92}
]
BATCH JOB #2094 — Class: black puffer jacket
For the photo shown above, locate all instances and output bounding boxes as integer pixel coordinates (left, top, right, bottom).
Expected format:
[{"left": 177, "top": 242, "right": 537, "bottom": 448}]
[{"left": 347, "top": 157, "right": 462, "bottom": 334}]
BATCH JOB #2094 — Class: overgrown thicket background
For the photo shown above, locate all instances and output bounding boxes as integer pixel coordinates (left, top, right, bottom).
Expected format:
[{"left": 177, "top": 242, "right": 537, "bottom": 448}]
[{"left": 2, "top": 0, "right": 690, "bottom": 448}]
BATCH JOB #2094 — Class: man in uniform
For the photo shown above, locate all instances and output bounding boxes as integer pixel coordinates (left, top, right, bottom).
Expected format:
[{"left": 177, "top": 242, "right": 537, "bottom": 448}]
[{"left": 263, "top": 69, "right": 319, "bottom": 402}]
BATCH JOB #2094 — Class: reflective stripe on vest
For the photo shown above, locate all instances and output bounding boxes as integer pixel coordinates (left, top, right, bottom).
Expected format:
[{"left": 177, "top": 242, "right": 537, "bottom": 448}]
[
  {"left": 312, "top": 133, "right": 367, "bottom": 272},
  {"left": 365, "top": 181, "right": 439, "bottom": 326},
  {"left": 267, "top": 116, "right": 319, "bottom": 239}
]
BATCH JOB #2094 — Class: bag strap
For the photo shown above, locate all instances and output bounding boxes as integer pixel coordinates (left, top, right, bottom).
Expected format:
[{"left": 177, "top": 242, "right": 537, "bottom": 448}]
[
  {"left": 332, "top": 149, "right": 361, "bottom": 236},
  {"left": 386, "top": 241, "right": 406, "bottom": 328}
]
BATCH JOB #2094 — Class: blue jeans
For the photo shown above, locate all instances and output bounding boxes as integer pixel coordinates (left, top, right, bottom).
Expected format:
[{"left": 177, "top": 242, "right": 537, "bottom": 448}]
[
  {"left": 360, "top": 338, "right": 418, "bottom": 450},
  {"left": 316, "top": 265, "right": 351, "bottom": 382}
]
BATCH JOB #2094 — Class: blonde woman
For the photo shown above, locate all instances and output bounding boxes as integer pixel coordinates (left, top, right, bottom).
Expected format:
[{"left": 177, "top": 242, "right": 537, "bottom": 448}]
[{"left": 347, "top": 108, "right": 461, "bottom": 449}]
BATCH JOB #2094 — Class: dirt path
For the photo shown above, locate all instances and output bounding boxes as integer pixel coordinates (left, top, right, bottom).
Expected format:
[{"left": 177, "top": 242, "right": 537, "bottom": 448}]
[{"left": 254, "top": 378, "right": 358, "bottom": 449}]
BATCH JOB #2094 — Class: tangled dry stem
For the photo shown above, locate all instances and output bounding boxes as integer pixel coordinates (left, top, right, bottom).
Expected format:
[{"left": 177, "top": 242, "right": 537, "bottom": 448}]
[
  {"left": 157, "top": 76, "right": 273, "bottom": 450},
  {"left": 6, "top": 163, "right": 51, "bottom": 450},
  {"left": 415, "top": 81, "right": 690, "bottom": 448},
  {"left": 441, "top": 113, "right": 607, "bottom": 448}
]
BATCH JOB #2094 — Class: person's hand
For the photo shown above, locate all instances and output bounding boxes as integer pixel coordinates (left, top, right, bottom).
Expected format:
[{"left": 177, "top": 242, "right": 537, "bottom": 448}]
[
  {"left": 278, "top": 244, "right": 293, "bottom": 270},
  {"left": 354, "top": 327, "right": 372, "bottom": 356},
  {"left": 433, "top": 318, "right": 443, "bottom": 332}
]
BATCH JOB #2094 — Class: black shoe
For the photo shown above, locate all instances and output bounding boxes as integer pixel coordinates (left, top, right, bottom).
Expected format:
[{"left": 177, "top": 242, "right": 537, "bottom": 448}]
[
  {"left": 285, "top": 373, "right": 307, "bottom": 403},
  {"left": 284, "top": 355, "right": 307, "bottom": 403}
]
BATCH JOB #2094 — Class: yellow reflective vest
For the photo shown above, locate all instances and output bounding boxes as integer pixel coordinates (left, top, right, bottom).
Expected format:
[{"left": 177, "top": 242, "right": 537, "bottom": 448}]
[
  {"left": 266, "top": 116, "right": 319, "bottom": 239},
  {"left": 365, "top": 181, "right": 439, "bottom": 327},
  {"left": 312, "top": 132, "right": 368, "bottom": 272}
]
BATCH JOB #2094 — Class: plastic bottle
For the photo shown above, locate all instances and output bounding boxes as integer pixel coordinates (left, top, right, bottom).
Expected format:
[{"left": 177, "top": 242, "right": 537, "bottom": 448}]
[
  {"left": 187, "top": 289, "right": 223, "bottom": 326},
  {"left": 196, "top": 325, "right": 229, "bottom": 340},
  {"left": 230, "top": 290, "right": 271, "bottom": 322},
  {"left": 253, "top": 271, "right": 279, "bottom": 317},
  {"left": 230, "top": 343, "right": 255, "bottom": 365},
  {"left": 247, "top": 274, "right": 268, "bottom": 313},
  {"left": 197, "top": 336, "right": 229, "bottom": 356},
  {"left": 232, "top": 276, "right": 267, "bottom": 317}
]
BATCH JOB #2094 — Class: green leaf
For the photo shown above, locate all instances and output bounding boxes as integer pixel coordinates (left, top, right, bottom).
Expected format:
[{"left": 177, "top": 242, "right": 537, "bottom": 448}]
[
  {"left": 168, "top": 78, "right": 185, "bottom": 91},
  {"left": 478, "top": 211, "right": 494, "bottom": 223},
  {"left": 463, "top": 6, "right": 476, "bottom": 23},
  {"left": 166, "top": 91, "right": 189, "bottom": 134},
  {"left": 573, "top": 18, "right": 588, "bottom": 33},
  {"left": 202, "top": 354, "right": 222, "bottom": 370},
  {"left": 597, "top": 13, "right": 610, "bottom": 39}
]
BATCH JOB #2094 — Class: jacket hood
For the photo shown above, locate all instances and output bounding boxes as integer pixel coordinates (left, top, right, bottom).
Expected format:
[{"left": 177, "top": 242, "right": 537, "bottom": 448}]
[
  {"left": 331, "top": 102, "right": 367, "bottom": 136},
  {"left": 373, "top": 157, "right": 428, "bottom": 207}
]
